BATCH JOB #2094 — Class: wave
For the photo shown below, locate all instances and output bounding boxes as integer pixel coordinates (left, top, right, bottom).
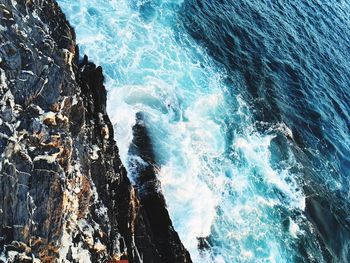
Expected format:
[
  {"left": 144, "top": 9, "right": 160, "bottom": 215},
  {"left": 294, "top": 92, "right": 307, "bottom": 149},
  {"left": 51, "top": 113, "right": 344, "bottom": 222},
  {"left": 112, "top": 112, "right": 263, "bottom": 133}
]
[{"left": 58, "top": 0, "right": 350, "bottom": 261}]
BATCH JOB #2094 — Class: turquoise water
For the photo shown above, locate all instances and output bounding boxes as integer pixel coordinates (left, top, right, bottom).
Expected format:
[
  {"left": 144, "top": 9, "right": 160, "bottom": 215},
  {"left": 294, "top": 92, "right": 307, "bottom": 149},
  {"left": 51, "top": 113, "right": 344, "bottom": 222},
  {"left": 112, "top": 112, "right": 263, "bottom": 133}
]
[{"left": 58, "top": 0, "right": 348, "bottom": 262}]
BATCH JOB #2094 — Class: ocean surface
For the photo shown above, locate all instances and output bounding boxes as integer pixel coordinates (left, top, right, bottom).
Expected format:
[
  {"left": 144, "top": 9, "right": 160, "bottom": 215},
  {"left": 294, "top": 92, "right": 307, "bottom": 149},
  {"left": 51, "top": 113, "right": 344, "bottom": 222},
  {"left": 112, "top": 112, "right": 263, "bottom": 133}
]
[{"left": 58, "top": 0, "right": 350, "bottom": 262}]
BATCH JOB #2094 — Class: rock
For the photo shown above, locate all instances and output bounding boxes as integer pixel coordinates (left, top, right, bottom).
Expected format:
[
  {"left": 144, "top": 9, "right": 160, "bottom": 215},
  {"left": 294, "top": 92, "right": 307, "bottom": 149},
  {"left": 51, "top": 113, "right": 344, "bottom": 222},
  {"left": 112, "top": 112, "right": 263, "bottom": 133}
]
[
  {"left": 0, "top": 0, "right": 191, "bottom": 262},
  {"left": 128, "top": 112, "right": 192, "bottom": 262}
]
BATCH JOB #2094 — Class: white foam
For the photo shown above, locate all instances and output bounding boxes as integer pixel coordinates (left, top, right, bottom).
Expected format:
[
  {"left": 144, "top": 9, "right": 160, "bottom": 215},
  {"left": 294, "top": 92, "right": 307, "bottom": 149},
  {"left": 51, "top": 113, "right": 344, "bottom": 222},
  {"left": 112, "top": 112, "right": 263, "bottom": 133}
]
[
  {"left": 0, "top": 251, "right": 7, "bottom": 262},
  {"left": 58, "top": 0, "right": 307, "bottom": 261},
  {"left": 289, "top": 218, "right": 301, "bottom": 239}
]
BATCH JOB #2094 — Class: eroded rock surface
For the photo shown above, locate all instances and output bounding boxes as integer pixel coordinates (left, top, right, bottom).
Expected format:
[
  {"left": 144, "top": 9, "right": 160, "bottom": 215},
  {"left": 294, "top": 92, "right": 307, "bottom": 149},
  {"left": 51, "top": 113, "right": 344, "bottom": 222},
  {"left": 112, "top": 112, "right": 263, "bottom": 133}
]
[{"left": 0, "top": 0, "right": 191, "bottom": 262}]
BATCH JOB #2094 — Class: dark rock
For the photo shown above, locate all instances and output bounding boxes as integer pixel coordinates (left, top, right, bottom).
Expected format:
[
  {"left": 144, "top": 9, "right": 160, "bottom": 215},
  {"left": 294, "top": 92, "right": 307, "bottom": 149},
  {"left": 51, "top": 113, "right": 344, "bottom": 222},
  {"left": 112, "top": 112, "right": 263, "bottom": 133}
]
[
  {"left": 0, "top": 0, "right": 191, "bottom": 262},
  {"left": 197, "top": 237, "right": 210, "bottom": 251},
  {"left": 128, "top": 112, "right": 192, "bottom": 262}
]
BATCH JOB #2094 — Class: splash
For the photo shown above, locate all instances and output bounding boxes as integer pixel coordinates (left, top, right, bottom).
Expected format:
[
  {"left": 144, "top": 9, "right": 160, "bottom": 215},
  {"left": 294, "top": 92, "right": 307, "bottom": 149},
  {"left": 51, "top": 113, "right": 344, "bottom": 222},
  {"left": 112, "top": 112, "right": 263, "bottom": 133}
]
[{"left": 58, "top": 0, "right": 309, "bottom": 261}]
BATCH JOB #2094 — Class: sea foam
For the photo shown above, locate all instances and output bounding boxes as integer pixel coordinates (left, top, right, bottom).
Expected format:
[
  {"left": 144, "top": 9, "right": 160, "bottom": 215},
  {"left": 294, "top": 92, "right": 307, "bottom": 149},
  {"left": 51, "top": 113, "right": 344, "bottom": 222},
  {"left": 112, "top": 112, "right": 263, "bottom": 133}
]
[{"left": 58, "top": 0, "right": 307, "bottom": 261}]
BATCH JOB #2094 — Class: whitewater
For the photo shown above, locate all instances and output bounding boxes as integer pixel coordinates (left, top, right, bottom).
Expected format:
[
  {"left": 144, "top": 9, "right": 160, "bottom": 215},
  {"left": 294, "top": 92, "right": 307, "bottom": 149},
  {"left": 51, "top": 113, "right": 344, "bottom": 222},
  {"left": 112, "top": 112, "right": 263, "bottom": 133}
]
[{"left": 57, "top": 0, "right": 335, "bottom": 262}]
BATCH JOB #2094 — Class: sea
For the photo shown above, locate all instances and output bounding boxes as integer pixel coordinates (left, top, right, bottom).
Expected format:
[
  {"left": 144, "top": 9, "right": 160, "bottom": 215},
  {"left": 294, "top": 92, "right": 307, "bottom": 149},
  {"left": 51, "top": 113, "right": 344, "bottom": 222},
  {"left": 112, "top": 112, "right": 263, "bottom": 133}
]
[{"left": 57, "top": 0, "right": 350, "bottom": 262}]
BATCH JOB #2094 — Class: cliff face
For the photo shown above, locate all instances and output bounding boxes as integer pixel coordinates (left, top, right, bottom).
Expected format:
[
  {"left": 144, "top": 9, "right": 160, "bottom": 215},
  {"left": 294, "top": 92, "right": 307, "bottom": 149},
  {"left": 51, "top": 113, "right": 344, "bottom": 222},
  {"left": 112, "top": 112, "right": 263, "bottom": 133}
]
[{"left": 0, "top": 0, "right": 191, "bottom": 262}]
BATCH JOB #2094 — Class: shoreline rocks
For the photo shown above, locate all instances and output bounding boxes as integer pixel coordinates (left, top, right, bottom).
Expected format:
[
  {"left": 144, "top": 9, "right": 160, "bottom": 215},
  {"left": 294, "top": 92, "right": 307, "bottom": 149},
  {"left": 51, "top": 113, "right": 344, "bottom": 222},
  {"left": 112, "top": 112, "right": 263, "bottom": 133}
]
[{"left": 0, "top": 0, "right": 191, "bottom": 262}]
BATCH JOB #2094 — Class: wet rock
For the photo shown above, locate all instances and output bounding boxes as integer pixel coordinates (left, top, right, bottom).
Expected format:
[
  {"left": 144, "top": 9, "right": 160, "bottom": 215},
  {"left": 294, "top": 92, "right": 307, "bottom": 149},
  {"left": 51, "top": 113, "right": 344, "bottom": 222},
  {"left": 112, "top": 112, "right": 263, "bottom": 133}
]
[
  {"left": 0, "top": 0, "right": 191, "bottom": 262},
  {"left": 128, "top": 112, "right": 192, "bottom": 262}
]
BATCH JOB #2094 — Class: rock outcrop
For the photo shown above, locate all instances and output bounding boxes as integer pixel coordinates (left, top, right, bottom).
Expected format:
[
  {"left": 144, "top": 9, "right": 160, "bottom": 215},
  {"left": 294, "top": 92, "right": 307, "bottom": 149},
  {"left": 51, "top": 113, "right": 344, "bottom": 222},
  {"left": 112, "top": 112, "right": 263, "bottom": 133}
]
[
  {"left": 0, "top": 0, "right": 191, "bottom": 262},
  {"left": 128, "top": 112, "right": 191, "bottom": 263}
]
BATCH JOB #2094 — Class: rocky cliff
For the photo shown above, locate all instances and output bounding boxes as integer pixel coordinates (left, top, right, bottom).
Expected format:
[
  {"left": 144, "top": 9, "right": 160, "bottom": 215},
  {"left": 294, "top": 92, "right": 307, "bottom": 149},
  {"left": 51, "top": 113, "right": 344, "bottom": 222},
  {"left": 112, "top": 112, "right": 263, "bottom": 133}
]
[{"left": 0, "top": 0, "right": 191, "bottom": 262}]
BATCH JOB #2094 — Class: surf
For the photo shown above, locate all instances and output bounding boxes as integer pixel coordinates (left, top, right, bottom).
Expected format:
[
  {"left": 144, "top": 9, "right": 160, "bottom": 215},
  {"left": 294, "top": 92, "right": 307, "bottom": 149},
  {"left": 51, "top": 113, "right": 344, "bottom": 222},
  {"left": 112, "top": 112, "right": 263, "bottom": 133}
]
[{"left": 57, "top": 0, "right": 349, "bottom": 261}]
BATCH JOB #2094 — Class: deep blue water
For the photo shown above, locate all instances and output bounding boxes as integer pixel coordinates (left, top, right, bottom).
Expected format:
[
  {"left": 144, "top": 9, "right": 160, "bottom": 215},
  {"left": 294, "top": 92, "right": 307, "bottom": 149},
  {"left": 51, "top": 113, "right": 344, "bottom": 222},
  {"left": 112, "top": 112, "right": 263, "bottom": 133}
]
[{"left": 58, "top": 0, "right": 350, "bottom": 262}]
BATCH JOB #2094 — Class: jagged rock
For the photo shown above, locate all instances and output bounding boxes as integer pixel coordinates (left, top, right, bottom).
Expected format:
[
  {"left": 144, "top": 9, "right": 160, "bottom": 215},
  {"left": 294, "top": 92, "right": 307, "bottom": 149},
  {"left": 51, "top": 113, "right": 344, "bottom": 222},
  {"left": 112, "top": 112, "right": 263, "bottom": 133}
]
[
  {"left": 128, "top": 112, "right": 191, "bottom": 262},
  {"left": 0, "top": 0, "right": 191, "bottom": 262}
]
